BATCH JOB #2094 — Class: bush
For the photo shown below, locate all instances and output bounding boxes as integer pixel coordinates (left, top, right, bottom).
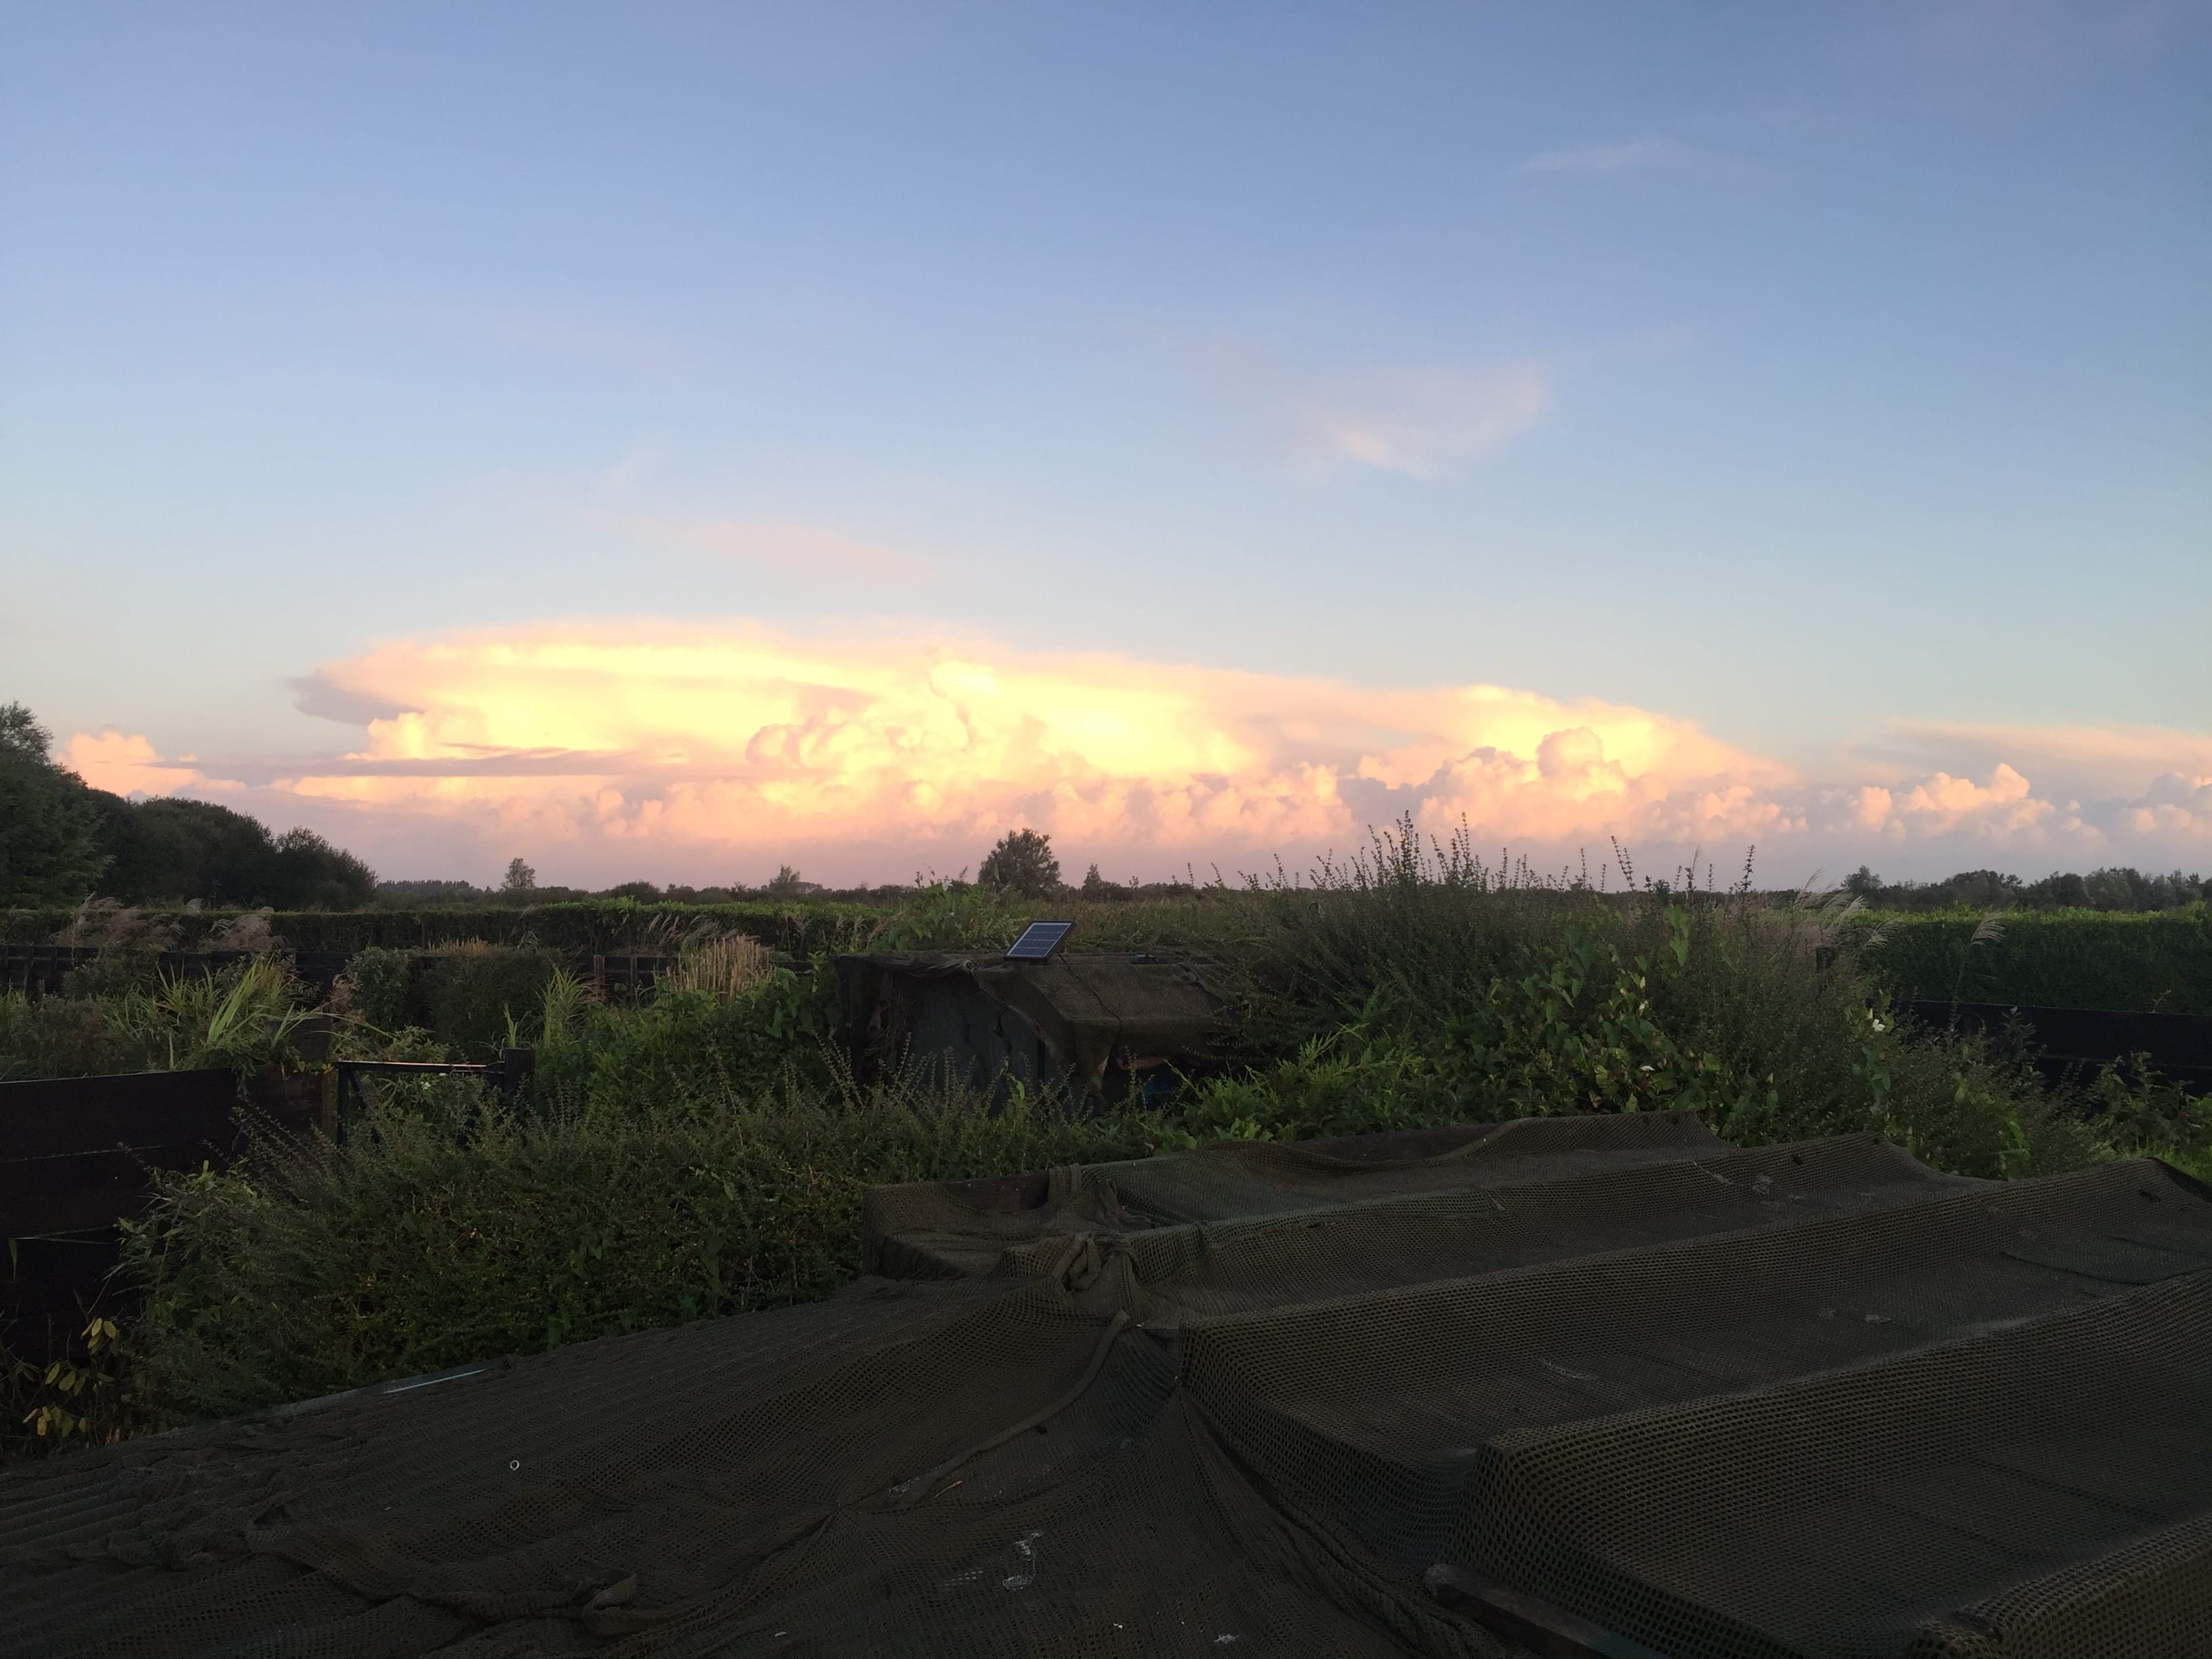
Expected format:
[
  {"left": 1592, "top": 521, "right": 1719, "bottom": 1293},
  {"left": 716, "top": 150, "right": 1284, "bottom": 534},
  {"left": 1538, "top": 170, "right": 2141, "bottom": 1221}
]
[
  {"left": 417, "top": 943, "right": 565, "bottom": 1059},
  {"left": 1185, "top": 823, "right": 2120, "bottom": 1181},
  {"left": 334, "top": 945, "right": 414, "bottom": 1033},
  {"left": 0, "top": 992, "right": 132, "bottom": 1080},
  {"left": 335, "top": 942, "right": 588, "bottom": 1054},
  {"left": 530, "top": 964, "right": 840, "bottom": 1112}
]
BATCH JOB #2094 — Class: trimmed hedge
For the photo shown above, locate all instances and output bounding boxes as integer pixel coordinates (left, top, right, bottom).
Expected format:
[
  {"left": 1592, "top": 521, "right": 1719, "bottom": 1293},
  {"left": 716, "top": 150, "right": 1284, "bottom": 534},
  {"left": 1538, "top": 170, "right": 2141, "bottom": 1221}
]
[
  {"left": 0, "top": 893, "right": 1267, "bottom": 958},
  {"left": 13, "top": 897, "right": 2212, "bottom": 1016},
  {"left": 1, "top": 900, "right": 883, "bottom": 956},
  {"left": 1852, "top": 907, "right": 2212, "bottom": 1015}
]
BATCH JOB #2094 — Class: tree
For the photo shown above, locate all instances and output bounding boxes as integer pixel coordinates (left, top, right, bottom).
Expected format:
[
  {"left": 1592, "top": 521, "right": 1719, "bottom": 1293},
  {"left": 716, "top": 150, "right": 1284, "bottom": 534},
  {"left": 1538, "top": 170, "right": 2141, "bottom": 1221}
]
[
  {"left": 0, "top": 702, "right": 109, "bottom": 903},
  {"left": 101, "top": 796, "right": 276, "bottom": 905},
  {"left": 501, "top": 857, "right": 539, "bottom": 895},
  {"left": 0, "top": 707, "right": 380, "bottom": 907},
  {"left": 267, "top": 827, "right": 377, "bottom": 909},
  {"left": 1940, "top": 869, "right": 2023, "bottom": 909},
  {"left": 979, "top": 828, "right": 1061, "bottom": 899}
]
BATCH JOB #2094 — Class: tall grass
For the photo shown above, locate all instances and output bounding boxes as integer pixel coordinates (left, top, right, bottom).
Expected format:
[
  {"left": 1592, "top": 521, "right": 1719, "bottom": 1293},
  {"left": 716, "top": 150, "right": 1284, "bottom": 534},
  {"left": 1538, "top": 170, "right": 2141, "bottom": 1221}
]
[
  {"left": 0, "top": 956, "right": 309, "bottom": 1080},
  {"left": 122, "top": 1065, "right": 1160, "bottom": 1420},
  {"left": 1178, "top": 821, "right": 2113, "bottom": 1177}
]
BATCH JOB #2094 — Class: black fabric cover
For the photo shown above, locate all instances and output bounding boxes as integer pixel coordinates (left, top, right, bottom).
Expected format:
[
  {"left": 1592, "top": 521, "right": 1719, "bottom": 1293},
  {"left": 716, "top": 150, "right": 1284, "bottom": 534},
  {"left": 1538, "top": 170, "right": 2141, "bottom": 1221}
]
[{"left": 6, "top": 1115, "right": 2210, "bottom": 1658}]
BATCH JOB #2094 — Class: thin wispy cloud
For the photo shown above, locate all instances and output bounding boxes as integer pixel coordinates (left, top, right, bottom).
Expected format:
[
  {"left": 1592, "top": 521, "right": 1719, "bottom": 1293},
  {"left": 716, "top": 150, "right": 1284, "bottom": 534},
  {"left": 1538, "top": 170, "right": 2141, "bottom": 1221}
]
[
  {"left": 1202, "top": 342, "right": 1555, "bottom": 479},
  {"left": 1289, "top": 363, "right": 1554, "bottom": 478},
  {"left": 1519, "top": 136, "right": 1765, "bottom": 183}
]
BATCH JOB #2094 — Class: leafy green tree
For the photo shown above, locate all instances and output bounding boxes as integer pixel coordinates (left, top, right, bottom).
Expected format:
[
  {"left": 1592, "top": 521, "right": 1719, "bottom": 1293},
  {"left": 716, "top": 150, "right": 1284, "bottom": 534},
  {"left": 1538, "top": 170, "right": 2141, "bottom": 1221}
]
[
  {"left": 100, "top": 796, "right": 274, "bottom": 904},
  {"left": 979, "top": 828, "right": 1061, "bottom": 899},
  {"left": 86, "top": 798, "right": 373, "bottom": 909},
  {"left": 0, "top": 702, "right": 108, "bottom": 903},
  {"left": 501, "top": 857, "right": 538, "bottom": 895},
  {"left": 0, "top": 709, "right": 378, "bottom": 908},
  {"left": 267, "top": 827, "right": 377, "bottom": 909}
]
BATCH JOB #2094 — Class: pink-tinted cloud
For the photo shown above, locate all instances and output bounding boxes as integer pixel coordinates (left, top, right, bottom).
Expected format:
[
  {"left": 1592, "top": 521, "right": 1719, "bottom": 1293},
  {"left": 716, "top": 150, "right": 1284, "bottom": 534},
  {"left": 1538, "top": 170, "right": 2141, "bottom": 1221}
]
[
  {"left": 1200, "top": 340, "right": 1555, "bottom": 478},
  {"left": 66, "top": 622, "right": 2212, "bottom": 885},
  {"left": 62, "top": 730, "right": 209, "bottom": 797}
]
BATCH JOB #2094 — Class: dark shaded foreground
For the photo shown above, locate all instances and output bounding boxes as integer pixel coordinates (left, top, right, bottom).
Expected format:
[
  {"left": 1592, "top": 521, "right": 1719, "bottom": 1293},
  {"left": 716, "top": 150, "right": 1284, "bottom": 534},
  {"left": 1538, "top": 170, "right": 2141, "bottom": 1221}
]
[{"left": 6, "top": 1113, "right": 2210, "bottom": 1658}]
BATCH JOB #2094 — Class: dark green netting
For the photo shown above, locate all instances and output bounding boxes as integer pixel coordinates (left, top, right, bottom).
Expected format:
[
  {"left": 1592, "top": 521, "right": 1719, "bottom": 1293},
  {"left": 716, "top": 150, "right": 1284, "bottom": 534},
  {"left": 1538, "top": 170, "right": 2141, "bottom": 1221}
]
[{"left": 6, "top": 1117, "right": 2209, "bottom": 1658}]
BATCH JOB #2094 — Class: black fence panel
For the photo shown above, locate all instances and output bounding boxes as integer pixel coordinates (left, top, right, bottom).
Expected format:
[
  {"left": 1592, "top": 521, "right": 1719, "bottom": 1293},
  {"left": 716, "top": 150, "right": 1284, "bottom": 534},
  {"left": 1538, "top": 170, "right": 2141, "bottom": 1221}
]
[{"left": 1899, "top": 1000, "right": 2212, "bottom": 1090}]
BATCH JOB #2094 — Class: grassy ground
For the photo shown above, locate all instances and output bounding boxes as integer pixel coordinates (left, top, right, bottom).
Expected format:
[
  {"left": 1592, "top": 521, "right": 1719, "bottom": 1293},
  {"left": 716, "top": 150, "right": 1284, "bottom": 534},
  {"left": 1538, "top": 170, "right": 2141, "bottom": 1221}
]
[{"left": 4, "top": 851, "right": 2205, "bottom": 1454}]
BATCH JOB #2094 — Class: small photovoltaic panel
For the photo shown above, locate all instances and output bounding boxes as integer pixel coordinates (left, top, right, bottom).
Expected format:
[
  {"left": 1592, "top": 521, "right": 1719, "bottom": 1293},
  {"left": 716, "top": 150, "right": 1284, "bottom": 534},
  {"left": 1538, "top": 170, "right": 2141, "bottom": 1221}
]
[{"left": 1006, "top": 920, "right": 1073, "bottom": 961}]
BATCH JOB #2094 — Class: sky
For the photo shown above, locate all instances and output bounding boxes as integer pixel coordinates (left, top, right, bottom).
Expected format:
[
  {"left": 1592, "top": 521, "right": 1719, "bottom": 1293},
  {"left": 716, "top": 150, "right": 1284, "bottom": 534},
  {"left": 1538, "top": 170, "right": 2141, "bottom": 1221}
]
[{"left": 3, "top": 2, "right": 2207, "bottom": 888}]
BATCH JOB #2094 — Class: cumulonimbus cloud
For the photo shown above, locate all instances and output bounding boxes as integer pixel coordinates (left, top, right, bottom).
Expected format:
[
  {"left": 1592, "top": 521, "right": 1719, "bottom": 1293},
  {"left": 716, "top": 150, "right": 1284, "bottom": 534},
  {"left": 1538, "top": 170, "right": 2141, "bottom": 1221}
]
[{"left": 62, "top": 621, "right": 2212, "bottom": 886}]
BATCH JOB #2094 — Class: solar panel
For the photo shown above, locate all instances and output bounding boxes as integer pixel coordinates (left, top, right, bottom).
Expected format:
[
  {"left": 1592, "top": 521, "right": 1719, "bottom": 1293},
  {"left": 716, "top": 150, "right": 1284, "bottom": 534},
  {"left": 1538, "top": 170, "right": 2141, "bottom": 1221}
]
[{"left": 1005, "top": 920, "right": 1073, "bottom": 961}]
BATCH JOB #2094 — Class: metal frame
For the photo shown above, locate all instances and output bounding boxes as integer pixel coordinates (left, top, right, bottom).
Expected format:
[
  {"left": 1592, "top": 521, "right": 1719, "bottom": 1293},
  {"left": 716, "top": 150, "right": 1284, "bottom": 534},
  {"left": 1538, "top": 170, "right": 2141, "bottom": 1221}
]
[{"left": 332, "top": 1049, "right": 535, "bottom": 1140}]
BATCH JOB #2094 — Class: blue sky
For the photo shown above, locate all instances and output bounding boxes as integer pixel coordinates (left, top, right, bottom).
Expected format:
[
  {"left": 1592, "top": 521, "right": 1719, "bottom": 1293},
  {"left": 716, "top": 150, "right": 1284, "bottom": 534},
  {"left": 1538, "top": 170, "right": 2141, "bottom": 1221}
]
[{"left": 3, "top": 3, "right": 2207, "bottom": 884}]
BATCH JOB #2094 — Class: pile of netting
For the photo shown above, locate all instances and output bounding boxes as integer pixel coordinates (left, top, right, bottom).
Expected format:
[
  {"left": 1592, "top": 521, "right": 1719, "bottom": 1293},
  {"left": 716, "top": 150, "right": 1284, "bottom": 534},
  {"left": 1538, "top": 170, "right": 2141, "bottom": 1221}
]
[{"left": 6, "top": 1112, "right": 2210, "bottom": 1658}]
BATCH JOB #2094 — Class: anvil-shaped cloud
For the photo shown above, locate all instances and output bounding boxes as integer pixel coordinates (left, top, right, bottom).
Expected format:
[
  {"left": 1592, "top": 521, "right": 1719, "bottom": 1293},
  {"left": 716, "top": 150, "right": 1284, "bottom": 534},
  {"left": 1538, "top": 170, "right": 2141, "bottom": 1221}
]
[{"left": 63, "top": 623, "right": 2212, "bottom": 886}]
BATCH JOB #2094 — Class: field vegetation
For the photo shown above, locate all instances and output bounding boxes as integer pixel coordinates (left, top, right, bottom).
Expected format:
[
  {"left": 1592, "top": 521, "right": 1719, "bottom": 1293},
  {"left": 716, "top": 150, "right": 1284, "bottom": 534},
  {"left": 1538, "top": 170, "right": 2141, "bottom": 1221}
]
[{"left": 4, "top": 821, "right": 2206, "bottom": 1457}]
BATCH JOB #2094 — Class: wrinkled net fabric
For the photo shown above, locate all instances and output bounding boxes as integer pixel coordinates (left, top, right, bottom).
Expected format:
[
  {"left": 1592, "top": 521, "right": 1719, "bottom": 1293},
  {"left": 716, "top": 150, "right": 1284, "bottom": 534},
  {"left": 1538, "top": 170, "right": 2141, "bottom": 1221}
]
[
  {"left": 5, "top": 1115, "right": 2210, "bottom": 1658},
  {"left": 834, "top": 952, "right": 1231, "bottom": 1096}
]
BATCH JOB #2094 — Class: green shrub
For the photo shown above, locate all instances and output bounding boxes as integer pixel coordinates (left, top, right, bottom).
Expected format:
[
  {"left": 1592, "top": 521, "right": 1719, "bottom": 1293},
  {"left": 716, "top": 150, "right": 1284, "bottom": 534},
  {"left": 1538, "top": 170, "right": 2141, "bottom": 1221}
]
[
  {"left": 531, "top": 966, "right": 839, "bottom": 1111},
  {"left": 0, "top": 991, "right": 133, "bottom": 1080},
  {"left": 336, "top": 944, "right": 414, "bottom": 1032},
  {"left": 1188, "top": 830, "right": 2124, "bottom": 1183},
  {"left": 1176, "top": 908, "right": 1731, "bottom": 1143},
  {"left": 417, "top": 943, "right": 564, "bottom": 1059}
]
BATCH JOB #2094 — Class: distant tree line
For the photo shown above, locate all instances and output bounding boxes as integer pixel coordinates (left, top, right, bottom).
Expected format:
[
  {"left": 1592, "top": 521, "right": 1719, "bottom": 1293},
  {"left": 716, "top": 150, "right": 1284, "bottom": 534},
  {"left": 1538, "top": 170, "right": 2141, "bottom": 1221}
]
[
  {"left": 0, "top": 702, "right": 377, "bottom": 909},
  {"left": 1843, "top": 865, "right": 2207, "bottom": 914}
]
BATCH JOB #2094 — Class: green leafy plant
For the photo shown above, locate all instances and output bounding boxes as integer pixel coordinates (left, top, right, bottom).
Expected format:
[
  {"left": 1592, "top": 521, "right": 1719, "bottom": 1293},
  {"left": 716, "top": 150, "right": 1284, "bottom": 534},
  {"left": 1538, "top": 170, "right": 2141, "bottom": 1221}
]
[
  {"left": 866, "top": 880, "right": 1020, "bottom": 951},
  {"left": 334, "top": 944, "right": 415, "bottom": 1032},
  {"left": 978, "top": 829, "right": 1062, "bottom": 899},
  {"left": 103, "top": 956, "right": 312, "bottom": 1075}
]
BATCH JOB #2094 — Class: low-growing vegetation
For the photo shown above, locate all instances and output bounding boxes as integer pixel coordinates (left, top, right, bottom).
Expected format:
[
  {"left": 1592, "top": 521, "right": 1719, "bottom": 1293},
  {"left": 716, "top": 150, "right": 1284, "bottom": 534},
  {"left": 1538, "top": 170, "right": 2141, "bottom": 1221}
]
[
  {"left": 2, "top": 823, "right": 2206, "bottom": 1458},
  {"left": 0, "top": 953, "right": 310, "bottom": 1082}
]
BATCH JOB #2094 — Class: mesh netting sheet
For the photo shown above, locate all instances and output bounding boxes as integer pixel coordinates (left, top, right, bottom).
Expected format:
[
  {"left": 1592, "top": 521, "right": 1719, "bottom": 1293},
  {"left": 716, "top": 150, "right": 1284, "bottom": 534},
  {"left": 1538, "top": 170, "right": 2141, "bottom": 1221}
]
[{"left": 6, "top": 1115, "right": 2209, "bottom": 1659}]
